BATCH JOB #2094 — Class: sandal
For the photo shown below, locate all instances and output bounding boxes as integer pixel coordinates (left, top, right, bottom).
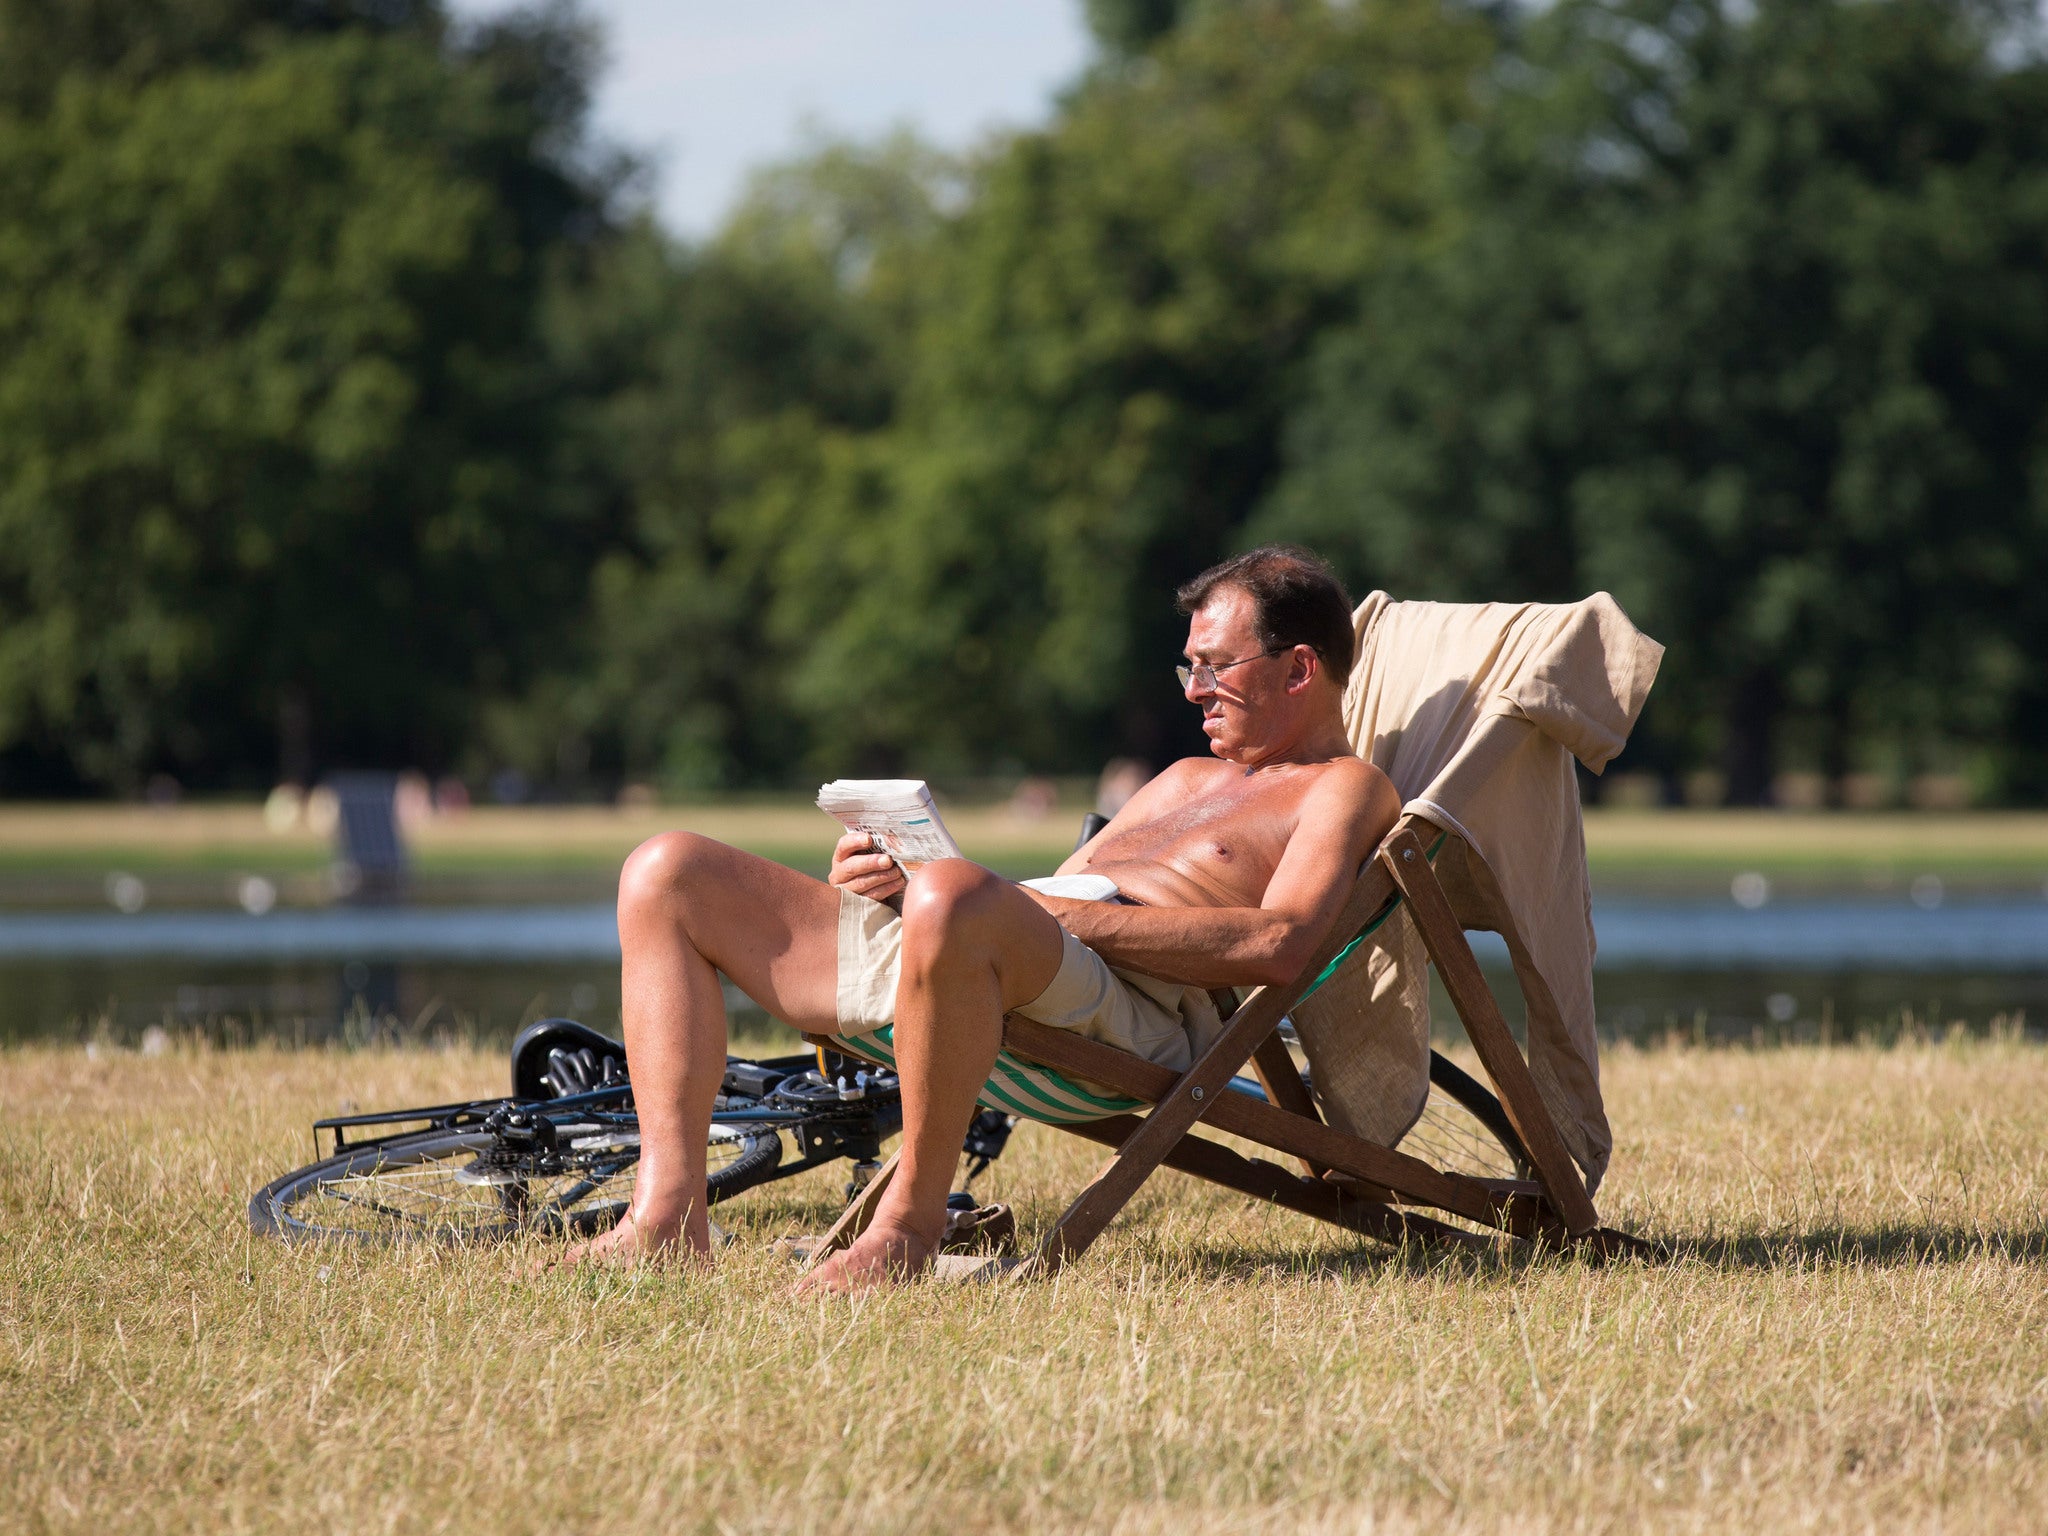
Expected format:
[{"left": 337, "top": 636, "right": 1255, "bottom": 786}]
[{"left": 940, "top": 1201, "right": 1016, "bottom": 1256}]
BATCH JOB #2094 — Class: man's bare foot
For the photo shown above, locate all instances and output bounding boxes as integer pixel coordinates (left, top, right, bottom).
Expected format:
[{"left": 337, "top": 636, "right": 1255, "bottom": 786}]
[
  {"left": 793, "top": 1217, "right": 938, "bottom": 1294},
  {"left": 535, "top": 1208, "right": 710, "bottom": 1274}
]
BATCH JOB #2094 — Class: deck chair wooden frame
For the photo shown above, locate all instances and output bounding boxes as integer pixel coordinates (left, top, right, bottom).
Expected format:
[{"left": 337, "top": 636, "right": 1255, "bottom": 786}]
[{"left": 804, "top": 809, "right": 1652, "bottom": 1276}]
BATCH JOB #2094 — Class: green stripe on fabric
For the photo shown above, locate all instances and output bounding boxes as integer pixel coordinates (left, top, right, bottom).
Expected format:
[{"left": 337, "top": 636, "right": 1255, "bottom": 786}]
[
  {"left": 980, "top": 1068, "right": 1107, "bottom": 1124},
  {"left": 978, "top": 1075, "right": 1067, "bottom": 1122},
  {"left": 991, "top": 1059, "right": 1137, "bottom": 1119},
  {"left": 832, "top": 1026, "right": 1138, "bottom": 1124},
  {"left": 836, "top": 1030, "right": 896, "bottom": 1069},
  {"left": 1000, "top": 1055, "right": 1144, "bottom": 1112}
]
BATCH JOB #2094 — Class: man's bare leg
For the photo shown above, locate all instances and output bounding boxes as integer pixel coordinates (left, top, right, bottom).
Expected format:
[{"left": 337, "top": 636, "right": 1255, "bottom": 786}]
[
  {"left": 798, "top": 860, "right": 1063, "bottom": 1293},
  {"left": 556, "top": 832, "right": 843, "bottom": 1268}
]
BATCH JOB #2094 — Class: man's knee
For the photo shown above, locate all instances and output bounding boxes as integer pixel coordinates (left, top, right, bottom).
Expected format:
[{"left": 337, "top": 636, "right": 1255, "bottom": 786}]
[
  {"left": 899, "top": 859, "right": 1004, "bottom": 960},
  {"left": 618, "top": 830, "right": 723, "bottom": 914}
]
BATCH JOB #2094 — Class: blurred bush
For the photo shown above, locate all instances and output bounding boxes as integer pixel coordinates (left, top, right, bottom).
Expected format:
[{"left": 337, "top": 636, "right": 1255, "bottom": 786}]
[
  {"left": 1255, "top": 0, "right": 2048, "bottom": 805},
  {"left": 0, "top": 0, "right": 620, "bottom": 793}
]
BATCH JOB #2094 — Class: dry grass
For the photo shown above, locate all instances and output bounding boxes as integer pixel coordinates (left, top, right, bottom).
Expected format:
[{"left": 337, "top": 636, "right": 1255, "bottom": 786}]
[{"left": 4, "top": 1037, "right": 2046, "bottom": 1534}]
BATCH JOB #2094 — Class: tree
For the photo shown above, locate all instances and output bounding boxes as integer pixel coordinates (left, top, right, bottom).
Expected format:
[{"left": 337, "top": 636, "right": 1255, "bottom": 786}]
[
  {"left": 483, "top": 134, "right": 956, "bottom": 792},
  {"left": 772, "top": 0, "right": 1496, "bottom": 777},
  {"left": 0, "top": 0, "right": 448, "bottom": 115},
  {"left": 0, "top": 5, "right": 618, "bottom": 790},
  {"left": 11, "top": 0, "right": 2046, "bottom": 800},
  {"left": 1082, "top": 0, "right": 1198, "bottom": 56},
  {"left": 1258, "top": 0, "right": 2048, "bottom": 802}
]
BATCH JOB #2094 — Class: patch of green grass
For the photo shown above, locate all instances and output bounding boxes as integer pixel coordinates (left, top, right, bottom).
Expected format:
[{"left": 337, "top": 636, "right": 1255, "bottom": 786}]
[
  {"left": 5, "top": 803, "right": 2048, "bottom": 904},
  {"left": 1582, "top": 809, "right": 2048, "bottom": 892},
  {"left": 0, "top": 805, "right": 1082, "bottom": 905}
]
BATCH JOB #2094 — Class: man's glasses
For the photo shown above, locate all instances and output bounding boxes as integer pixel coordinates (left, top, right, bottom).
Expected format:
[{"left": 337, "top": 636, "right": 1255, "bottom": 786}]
[{"left": 1177, "top": 648, "right": 1286, "bottom": 692}]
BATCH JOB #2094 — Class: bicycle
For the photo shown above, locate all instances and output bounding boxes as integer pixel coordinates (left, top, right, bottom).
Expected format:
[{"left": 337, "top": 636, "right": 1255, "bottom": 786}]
[
  {"left": 251, "top": 1018, "right": 937, "bottom": 1242},
  {"left": 248, "top": 1016, "right": 1531, "bottom": 1244}
]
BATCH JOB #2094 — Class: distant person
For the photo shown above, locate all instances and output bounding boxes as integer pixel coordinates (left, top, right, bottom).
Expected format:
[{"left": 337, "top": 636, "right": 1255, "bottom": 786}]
[
  {"left": 1094, "top": 757, "right": 1151, "bottom": 818},
  {"left": 1006, "top": 776, "right": 1059, "bottom": 821},
  {"left": 394, "top": 771, "right": 434, "bottom": 831},
  {"left": 559, "top": 545, "right": 1399, "bottom": 1289}
]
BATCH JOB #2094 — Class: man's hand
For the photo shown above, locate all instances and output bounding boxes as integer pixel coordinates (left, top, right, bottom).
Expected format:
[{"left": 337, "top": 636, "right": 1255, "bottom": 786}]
[{"left": 829, "top": 832, "right": 906, "bottom": 904}]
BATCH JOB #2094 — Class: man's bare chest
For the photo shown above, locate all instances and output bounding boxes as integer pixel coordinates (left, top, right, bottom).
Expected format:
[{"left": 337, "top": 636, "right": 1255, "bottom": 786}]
[{"left": 1085, "top": 774, "right": 1309, "bottom": 897}]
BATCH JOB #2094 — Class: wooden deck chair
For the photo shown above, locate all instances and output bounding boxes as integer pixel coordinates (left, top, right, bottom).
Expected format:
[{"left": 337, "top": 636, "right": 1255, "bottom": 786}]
[{"left": 807, "top": 592, "right": 1663, "bottom": 1275}]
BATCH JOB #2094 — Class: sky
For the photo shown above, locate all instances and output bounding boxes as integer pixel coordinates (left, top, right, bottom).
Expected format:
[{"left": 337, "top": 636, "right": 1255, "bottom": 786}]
[{"left": 448, "top": 1, "right": 1095, "bottom": 237}]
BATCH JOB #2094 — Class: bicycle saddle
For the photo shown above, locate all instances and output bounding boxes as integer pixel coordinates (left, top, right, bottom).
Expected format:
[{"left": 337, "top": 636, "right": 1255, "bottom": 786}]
[{"left": 510, "top": 1017, "right": 630, "bottom": 1100}]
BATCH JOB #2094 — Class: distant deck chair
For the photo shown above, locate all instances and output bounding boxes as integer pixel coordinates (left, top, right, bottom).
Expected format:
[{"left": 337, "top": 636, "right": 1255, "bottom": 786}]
[
  {"left": 325, "top": 771, "right": 410, "bottom": 903},
  {"left": 809, "top": 592, "right": 1664, "bottom": 1273}
]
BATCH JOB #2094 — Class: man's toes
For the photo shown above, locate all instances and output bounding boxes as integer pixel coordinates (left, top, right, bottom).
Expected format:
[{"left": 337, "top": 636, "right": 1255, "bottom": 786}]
[
  {"left": 531, "top": 1212, "right": 670, "bottom": 1274},
  {"left": 798, "top": 1252, "right": 890, "bottom": 1295},
  {"left": 793, "top": 1229, "right": 936, "bottom": 1294}
]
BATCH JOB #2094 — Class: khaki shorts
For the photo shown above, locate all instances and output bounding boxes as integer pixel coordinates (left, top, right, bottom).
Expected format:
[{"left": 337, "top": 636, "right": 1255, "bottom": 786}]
[{"left": 834, "top": 889, "right": 1223, "bottom": 1070}]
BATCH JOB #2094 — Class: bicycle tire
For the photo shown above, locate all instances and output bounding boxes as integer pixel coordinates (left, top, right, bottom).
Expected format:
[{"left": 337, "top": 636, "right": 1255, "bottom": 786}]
[
  {"left": 1402, "top": 1049, "right": 1535, "bottom": 1182},
  {"left": 249, "top": 1120, "right": 783, "bottom": 1243}
]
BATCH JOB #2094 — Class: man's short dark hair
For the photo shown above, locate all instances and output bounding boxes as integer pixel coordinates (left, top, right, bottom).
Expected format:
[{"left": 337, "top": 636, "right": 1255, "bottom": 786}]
[{"left": 1175, "top": 545, "right": 1356, "bottom": 689}]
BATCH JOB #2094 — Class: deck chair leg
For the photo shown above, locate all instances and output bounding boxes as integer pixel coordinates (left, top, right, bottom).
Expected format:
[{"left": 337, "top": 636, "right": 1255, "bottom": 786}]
[
  {"left": 1381, "top": 830, "right": 1601, "bottom": 1235},
  {"left": 1032, "top": 1032, "right": 1279, "bottom": 1271},
  {"left": 1062, "top": 1116, "right": 1492, "bottom": 1254},
  {"left": 1243, "top": 1032, "right": 1402, "bottom": 1201},
  {"left": 1246, "top": 1033, "right": 1324, "bottom": 1176},
  {"left": 798, "top": 1149, "right": 900, "bottom": 1274},
  {"left": 1031, "top": 1124, "right": 1164, "bottom": 1273}
]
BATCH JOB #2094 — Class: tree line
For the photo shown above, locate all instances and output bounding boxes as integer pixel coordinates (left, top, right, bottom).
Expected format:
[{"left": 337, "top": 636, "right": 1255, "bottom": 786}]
[{"left": 1, "top": 0, "right": 2043, "bottom": 804}]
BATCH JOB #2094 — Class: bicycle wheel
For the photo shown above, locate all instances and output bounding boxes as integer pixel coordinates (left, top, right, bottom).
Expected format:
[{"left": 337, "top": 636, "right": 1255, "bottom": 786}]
[
  {"left": 250, "top": 1121, "right": 783, "bottom": 1243},
  {"left": 1399, "top": 1050, "right": 1534, "bottom": 1182}
]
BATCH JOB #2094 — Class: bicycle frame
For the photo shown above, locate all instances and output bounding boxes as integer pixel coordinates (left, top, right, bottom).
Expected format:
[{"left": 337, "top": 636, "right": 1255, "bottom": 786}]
[
  {"left": 312, "top": 1084, "right": 635, "bottom": 1157},
  {"left": 307, "top": 1050, "right": 912, "bottom": 1198}
]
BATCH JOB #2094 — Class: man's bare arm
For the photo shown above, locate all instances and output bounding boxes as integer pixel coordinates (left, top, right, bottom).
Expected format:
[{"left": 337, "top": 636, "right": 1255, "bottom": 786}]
[{"left": 1032, "top": 764, "right": 1399, "bottom": 989}]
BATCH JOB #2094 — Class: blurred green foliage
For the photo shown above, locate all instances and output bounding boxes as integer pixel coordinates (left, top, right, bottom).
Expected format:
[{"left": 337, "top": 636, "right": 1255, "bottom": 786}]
[
  {"left": 1, "top": 0, "right": 2044, "bottom": 802},
  {"left": 1257, "top": 0, "right": 2048, "bottom": 804},
  {"left": 0, "top": 0, "right": 615, "bottom": 792}
]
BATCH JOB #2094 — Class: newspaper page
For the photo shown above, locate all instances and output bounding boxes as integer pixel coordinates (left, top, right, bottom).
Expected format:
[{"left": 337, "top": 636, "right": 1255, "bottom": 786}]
[{"left": 816, "top": 779, "right": 964, "bottom": 869}]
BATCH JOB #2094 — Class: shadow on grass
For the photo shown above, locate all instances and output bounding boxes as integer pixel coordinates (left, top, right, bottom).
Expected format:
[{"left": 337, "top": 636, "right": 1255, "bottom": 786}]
[
  {"left": 1112, "top": 1221, "right": 2048, "bottom": 1285},
  {"left": 1672, "top": 1224, "right": 2048, "bottom": 1269},
  {"left": 708, "top": 1158, "right": 2048, "bottom": 1282},
  {"left": 1118, "top": 1235, "right": 1528, "bottom": 1284}
]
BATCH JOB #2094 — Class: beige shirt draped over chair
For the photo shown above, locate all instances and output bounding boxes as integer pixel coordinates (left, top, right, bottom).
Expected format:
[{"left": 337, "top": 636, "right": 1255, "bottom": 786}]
[{"left": 1290, "top": 592, "right": 1664, "bottom": 1195}]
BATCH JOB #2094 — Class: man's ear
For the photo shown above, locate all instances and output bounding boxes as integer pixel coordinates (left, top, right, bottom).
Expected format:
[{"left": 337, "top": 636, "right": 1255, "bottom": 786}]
[{"left": 1284, "top": 645, "right": 1319, "bottom": 695}]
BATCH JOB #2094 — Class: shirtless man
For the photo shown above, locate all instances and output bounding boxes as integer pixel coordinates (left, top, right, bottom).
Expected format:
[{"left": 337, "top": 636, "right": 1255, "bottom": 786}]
[{"left": 561, "top": 544, "right": 1399, "bottom": 1289}]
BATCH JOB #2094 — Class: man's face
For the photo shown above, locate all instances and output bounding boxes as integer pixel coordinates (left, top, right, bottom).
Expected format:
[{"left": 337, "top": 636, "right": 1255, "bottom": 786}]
[{"left": 1183, "top": 587, "right": 1293, "bottom": 760}]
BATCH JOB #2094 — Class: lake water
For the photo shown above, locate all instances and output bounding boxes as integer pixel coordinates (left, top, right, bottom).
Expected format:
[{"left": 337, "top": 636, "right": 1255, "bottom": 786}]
[{"left": 3, "top": 896, "right": 2043, "bottom": 1047}]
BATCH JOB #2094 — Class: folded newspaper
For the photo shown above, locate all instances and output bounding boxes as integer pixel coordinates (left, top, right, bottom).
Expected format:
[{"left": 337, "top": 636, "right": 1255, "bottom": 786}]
[{"left": 817, "top": 779, "right": 963, "bottom": 868}]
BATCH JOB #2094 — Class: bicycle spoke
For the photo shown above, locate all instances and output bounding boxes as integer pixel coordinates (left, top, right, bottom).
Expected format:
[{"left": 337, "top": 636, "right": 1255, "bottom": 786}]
[
  {"left": 318, "top": 1186, "right": 418, "bottom": 1223},
  {"left": 536, "top": 1161, "right": 636, "bottom": 1214},
  {"left": 1405, "top": 1087, "right": 1520, "bottom": 1180},
  {"left": 260, "top": 1088, "right": 800, "bottom": 1244},
  {"left": 289, "top": 1145, "right": 648, "bottom": 1239}
]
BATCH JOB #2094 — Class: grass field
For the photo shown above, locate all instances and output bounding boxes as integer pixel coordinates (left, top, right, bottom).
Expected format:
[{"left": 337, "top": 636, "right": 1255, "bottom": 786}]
[
  {"left": 5, "top": 1033, "right": 2045, "bottom": 1533},
  {"left": 3, "top": 801, "right": 2048, "bottom": 905},
  {"left": 0, "top": 803, "right": 1080, "bottom": 906}
]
